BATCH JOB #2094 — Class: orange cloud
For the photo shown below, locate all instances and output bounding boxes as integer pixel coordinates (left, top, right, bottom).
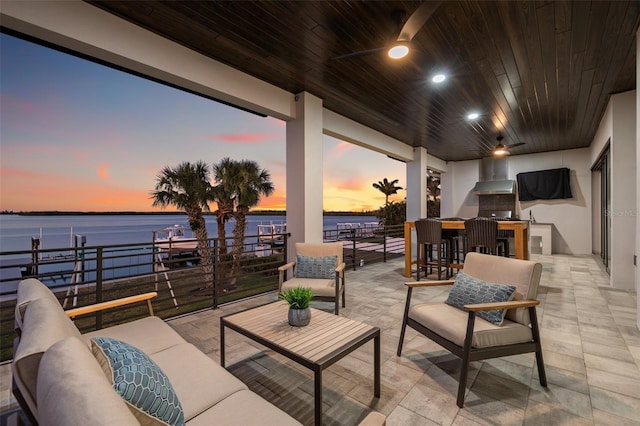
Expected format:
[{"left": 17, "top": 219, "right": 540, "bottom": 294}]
[{"left": 97, "top": 163, "right": 110, "bottom": 180}]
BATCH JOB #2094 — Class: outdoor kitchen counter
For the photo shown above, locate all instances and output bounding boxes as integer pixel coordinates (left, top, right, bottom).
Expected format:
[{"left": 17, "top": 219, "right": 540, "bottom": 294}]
[{"left": 403, "top": 220, "right": 530, "bottom": 277}]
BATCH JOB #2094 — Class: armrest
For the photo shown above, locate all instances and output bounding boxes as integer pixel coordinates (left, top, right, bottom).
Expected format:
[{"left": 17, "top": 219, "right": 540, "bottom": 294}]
[
  {"left": 405, "top": 280, "right": 455, "bottom": 288},
  {"left": 464, "top": 299, "right": 540, "bottom": 312},
  {"left": 65, "top": 292, "right": 157, "bottom": 318},
  {"left": 335, "top": 262, "right": 346, "bottom": 273},
  {"left": 278, "top": 261, "right": 296, "bottom": 272}
]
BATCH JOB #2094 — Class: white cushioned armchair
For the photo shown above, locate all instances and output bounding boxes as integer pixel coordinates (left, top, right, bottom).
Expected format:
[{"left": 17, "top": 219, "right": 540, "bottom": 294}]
[
  {"left": 397, "top": 252, "right": 547, "bottom": 407},
  {"left": 278, "top": 242, "right": 346, "bottom": 314}
]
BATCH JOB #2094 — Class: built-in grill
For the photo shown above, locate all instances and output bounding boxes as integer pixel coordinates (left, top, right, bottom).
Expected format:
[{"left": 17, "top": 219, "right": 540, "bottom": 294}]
[
  {"left": 477, "top": 210, "right": 520, "bottom": 220},
  {"left": 474, "top": 157, "right": 519, "bottom": 221}
]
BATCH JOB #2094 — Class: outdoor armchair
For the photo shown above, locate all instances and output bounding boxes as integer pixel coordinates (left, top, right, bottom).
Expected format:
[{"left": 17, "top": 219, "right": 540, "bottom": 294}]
[
  {"left": 278, "top": 242, "right": 346, "bottom": 314},
  {"left": 397, "top": 252, "right": 547, "bottom": 407}
]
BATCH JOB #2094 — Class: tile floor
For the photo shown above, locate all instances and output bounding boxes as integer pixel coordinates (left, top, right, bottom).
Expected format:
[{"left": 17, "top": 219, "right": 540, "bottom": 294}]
[{"left": 1, "top": 254, "right": 639, "bottom": 425}]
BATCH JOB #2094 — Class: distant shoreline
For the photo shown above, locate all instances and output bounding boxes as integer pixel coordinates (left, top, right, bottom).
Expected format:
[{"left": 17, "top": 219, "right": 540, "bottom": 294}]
[{"left": 3, "top": 210, "right": 378, "bottom": 217}]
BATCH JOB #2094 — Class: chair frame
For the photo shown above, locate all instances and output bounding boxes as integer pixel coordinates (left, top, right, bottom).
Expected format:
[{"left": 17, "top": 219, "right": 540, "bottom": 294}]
[
  {"left": 464, "top": 217, "right": 507, "bottom": 257},
  {"left": 415, "top": 218, "right": 450, "bottom": 280},
  {"left": 397, "top": 280, "right": 547, "bottom": 407},
  {"left": 278, "top": 243, "right": 346, "bottom": 315}
]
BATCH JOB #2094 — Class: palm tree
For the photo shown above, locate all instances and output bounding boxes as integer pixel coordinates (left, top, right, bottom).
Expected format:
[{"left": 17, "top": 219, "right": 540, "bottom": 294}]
[
  {"left": 211, "top": 158, "right": 239, "bottom": 258},
  {"left": 372, "top": 178, "right": 403, "bottom": 205},
  {"left": 230, "top": 160, "right": 274, "bottom": 277},
  {"left": 151, "top": 161, "right": 215, "bottom": 288}
]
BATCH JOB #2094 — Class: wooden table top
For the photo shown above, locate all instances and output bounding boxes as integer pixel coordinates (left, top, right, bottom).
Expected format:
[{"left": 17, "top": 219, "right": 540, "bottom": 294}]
[{"left": 222, "top": 301, "right": 379, "bottom": 365}]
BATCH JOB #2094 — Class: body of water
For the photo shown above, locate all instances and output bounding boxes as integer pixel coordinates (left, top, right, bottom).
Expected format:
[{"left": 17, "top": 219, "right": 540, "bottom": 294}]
[{"left": 0, "top": 214, "right": 378, "bottom": 253}]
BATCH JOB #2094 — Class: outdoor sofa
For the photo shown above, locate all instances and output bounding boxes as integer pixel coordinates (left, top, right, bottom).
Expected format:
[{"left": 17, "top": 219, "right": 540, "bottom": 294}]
[{"left": 12, "top": 278, "right": 302, "bottom": 426}]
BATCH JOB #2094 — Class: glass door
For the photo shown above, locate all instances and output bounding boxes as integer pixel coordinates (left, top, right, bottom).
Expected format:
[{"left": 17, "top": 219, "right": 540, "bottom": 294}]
[{"left": 592, "top": 143, "right": 611, "bottom": 271}]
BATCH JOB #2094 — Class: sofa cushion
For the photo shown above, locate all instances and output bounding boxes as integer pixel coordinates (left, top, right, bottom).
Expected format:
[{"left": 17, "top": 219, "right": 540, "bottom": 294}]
[
  {"left": 82, "top": 316, "right": 185, "bottom": 356},
  {"left": 37, "top": 336, "right": 139, "bottom": 426},
  {"left": 92, "top": 337, "right": 184, "bottom": 426},
  {"left": 13, "top": 297, "right": 82, "bottom": 419},
  {"left": 149, "top": 343, "right": 248, "bottom": 421},
  {"left": 295, "top": 255, "right": 337, "bottom": 279},
  {"left": 185, "top": 389, "right": 302, "bottom": 426},
  {"left": 15, "top": 278, "right": 61, "bottom": 330},
  {"left": 280, "top": 277, "right": 336, "bottom": 297},
  {"left": 445, "top": 271, "right": 516, "bottom": 325},
  {"left": 409, "top": 303, "right": 533, "bottom": 348}
]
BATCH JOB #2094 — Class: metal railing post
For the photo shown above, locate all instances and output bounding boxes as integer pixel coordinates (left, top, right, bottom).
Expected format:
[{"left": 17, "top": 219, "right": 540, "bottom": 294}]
[
  {"left": 351, "top": 229, "right": 357, "bottom": 270},
  {"left": 212, "top": 238, "right": 218, "bottom": 309},
  {"left": 383, "top": 226, "right": 387, "bottom": 262},
  {"left": 96, "top": 247, "right": 103, "bottom": 329}
]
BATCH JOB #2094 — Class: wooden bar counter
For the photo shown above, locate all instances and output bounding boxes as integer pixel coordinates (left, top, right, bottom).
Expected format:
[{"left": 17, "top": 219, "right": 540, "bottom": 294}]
[{"left": 403, "top": 220, "right": 530, "bottom": 277}]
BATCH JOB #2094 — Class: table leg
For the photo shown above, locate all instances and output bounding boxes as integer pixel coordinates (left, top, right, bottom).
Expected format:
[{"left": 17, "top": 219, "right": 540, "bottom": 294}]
[
  {"left": 514, "top": 226, "right": 530, "bottom": 260},
  {"left": 220, "top": 320, "right": 226, "bottom": 367},
  {"left": 314, "top": 367, "right": 322, "bottom": 426},
  {"left": 374, "top": 332, "right": 380, "bottom": 397},
  {"left": 404, "top": 221, "right": 412, "bottom": 277}
]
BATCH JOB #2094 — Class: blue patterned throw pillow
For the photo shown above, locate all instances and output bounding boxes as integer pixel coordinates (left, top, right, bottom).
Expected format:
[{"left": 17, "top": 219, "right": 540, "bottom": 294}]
[
  {"left": 445, "top": 272, "right": 516, "bottom": 325},
  {"left": 295, "top": 255, "right": 337, "bottom": 279},
  {"left": 91, "top": 337, "right": 184, "bottom": 426}
]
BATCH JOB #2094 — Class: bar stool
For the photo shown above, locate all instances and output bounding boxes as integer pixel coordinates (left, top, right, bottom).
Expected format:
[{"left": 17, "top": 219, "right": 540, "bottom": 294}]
[
  {"left": 440, "top": 217, "right": 465, "bottom": 264},
  {"left": 464, "top": 217, "right": 506, "bottom": 257},
  {"left": 415, "top": 218, "right": 450, "bottom": 280}
]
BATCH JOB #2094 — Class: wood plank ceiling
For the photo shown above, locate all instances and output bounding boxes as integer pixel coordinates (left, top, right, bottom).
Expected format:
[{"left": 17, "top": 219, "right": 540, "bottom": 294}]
[{"left": 88, "top": 1, "right": 640, "bottom": 161}]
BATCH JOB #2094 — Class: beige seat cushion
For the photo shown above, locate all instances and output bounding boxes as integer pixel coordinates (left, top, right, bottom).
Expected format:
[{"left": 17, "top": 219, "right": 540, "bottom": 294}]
[
  {"left": 13, "top": 297, "right": 82, "bottom": 419},
  {"left": 37, "top": 336, "right": 139, "bottom": 426},
  {"left": 409, "top": 303, "right": 533, "bottom": 348},
  {"left": 186, "top": 389, "right": 302, "bottom": 426},
  {"left": 15, "top": 278, "right": 61, "bottom": 330},
  {"left": 295, "top": 242, "right": 343, "bottom": 264},
  {"left": 81, "top": 316, "right": 185, "bottom": 356},
  {"left": 148, "top": 343, "right": 248, "bottom": 421},
  {"left": 281, "top": 277, "right": 337, "bottom": 297}
]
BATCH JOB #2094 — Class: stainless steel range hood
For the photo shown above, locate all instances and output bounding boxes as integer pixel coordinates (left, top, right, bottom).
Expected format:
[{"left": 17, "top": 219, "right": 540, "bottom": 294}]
[
  {"left": 472, "top": 157, "right": 516, "bottom": 195},
  {"left": 472, "top": 180, "right": 515, "bottom": 195}
]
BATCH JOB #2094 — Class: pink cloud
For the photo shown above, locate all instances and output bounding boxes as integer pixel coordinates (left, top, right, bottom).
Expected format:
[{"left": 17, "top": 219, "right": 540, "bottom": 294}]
[
  {"left": 97, "top": 163, "right": 110, "bottom": 180},
  {"left": 211, "top": 132, "right": 269, "bottom": 143}
]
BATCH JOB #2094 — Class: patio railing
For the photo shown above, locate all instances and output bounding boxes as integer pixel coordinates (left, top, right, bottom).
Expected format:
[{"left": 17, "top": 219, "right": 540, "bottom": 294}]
[{"left": 0, "top": 223, "right": 405, "bottom": 361}]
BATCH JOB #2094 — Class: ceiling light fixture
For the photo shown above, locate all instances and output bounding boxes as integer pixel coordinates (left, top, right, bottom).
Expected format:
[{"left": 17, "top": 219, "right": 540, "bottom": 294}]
[
  {"left": 388, "top": 43, "right": 410, "bottom": 59},
  {"left": 432, "top": 74, "right": 446, "bottom": 83},
  {"left": 467, "top": 112, "right": 479, "bottom": 120},
  {"left": 493, "top": 143, "right": 508, "bottom": 156}
]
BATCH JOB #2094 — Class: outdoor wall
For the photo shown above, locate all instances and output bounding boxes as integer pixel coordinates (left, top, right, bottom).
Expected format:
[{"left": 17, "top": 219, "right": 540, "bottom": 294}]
[
  {"left": 444, "top": 148, "right": 592, "bottom": 255},
  {"left": 590, "top": 90, "right": 637, "bottom": 291}
]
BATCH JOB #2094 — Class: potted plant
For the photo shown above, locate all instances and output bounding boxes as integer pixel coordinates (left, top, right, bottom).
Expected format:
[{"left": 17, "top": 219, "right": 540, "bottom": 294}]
[{"left": 280, "top": 287, "right": 314, "bottom": 326}]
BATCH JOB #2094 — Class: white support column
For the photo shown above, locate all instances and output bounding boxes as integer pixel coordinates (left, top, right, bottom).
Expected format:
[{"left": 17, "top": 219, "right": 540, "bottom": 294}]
[
  {"left": 406, "top": 147, "right": 428, "bottom": 222},
  {"left": 286, "top": 92, "right": 324, "bottom": 255}
]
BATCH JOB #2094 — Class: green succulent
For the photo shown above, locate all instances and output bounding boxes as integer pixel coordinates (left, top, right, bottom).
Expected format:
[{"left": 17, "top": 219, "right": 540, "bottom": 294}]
[{"left": 280, "top": 287, "right": 314, "bottom": 310}]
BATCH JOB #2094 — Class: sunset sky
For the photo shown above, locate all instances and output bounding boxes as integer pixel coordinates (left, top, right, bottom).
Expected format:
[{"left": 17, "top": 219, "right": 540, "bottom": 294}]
[{"left": 0, "top": 33, "right": 406, "bottom": 213}]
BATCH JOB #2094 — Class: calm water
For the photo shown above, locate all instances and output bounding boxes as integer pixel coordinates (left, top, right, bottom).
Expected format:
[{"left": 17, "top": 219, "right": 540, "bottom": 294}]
[
  {"left": 0, "top": 214, "right": 378, "bottom": 293},
  {"left": 0, "top": 214, "right": 378, "bottom": 252}
]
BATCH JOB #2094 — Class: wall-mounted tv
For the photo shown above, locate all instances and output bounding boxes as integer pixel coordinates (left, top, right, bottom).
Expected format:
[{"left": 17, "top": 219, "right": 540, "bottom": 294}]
[{"left": 516, "top": 167, "right": 572, "bottom": 201}]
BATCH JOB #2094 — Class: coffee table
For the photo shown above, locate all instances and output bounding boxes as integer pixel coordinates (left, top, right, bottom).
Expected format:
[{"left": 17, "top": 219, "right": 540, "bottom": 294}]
[{"left": 220, "top": 301, "right": 380, "bottom": 426}]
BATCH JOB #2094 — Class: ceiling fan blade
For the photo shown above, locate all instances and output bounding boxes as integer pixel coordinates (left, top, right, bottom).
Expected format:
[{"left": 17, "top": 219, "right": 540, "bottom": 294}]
[
  {"left": 506, "top": 142, "right": 525, "bottom": 149},
  {"left": 397, "top": 1, "right": 441, "bottom": 41},
  {"left": 331, "top": 47, "right": 386, "bottom": 60}
]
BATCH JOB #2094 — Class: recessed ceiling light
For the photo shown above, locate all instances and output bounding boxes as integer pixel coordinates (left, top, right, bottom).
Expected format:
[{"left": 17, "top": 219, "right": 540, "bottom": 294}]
[
  {"left": 432, "top": 74, "right": 446, "bottom": 83},
  {"left": 467, "top": 112, "right": 480, "bottom": 120},
  {"left": 388, "top": 44, "right": 409, "bottom": 59}
]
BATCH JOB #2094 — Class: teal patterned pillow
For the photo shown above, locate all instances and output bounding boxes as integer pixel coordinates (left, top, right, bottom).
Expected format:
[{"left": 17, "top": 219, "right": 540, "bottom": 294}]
[
  {"left": 445, "top": 272, "right": 516, "bottom": 325},
  {"left": 91, "top": 337, "right": 184, "bottom": 426},
  {"left": 295, "top": 255, "right": 337, "bottom": 279}
]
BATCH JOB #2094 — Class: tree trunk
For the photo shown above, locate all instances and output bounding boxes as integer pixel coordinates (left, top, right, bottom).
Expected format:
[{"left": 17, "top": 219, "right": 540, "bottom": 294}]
[
  {"left": 231, "top": 209, "right": 248, "bottom": 280},
  {"left": 186, "top": 208, "right": 213, "bottom": 289}
]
